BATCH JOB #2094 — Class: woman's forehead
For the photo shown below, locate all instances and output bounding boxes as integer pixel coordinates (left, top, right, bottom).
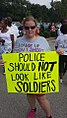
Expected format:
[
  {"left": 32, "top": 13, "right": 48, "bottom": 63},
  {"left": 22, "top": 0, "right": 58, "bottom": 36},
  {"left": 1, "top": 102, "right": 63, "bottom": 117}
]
[{"left": 25, "top": 20, "right": 36, "bottom": 25}]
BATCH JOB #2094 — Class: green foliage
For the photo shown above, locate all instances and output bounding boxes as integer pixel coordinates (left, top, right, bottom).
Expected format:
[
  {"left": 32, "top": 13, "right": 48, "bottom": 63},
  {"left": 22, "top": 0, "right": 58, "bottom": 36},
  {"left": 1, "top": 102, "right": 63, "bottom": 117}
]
[
  {"left": 0, "top": 0, "right": 67, "bottom": 22},
  {"left": 39, "top": 30, "right": 56, "bottom": 38},
  {"left": 50, "top": 31, "right": 56, "bottom": 37},
  {"left": 39, "top": 30, "right": 50, "bottom": 38}
]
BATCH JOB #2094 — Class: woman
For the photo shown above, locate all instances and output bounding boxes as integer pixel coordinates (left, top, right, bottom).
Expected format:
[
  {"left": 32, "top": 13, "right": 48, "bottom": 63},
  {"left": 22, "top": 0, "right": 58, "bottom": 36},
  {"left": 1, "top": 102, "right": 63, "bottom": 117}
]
[
  {"left": 0, "top": 18, "right": 14, "bottom": 74},
  {"left": 14, "top": 16, "right": 52, "bottom": 118},
  {"left": 0, "top": 17, "right": 14, "bottom": 56},
  {"left": 55, "top": 24, "right": 67, "bottom": 83}
]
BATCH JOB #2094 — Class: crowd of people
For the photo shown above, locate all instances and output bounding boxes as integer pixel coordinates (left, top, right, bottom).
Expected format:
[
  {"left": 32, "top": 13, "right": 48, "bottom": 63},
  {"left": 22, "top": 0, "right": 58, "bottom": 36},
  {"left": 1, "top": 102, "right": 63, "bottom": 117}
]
[{"left": 0, "top": 15, "right": 67, "bottom": 118}]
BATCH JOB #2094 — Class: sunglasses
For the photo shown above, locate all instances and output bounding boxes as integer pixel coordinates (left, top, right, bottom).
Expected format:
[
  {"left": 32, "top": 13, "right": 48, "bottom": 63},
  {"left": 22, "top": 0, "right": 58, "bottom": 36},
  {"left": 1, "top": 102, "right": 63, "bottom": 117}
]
[{"left": 24, "top": 25, "right": 36, "bottom": 30}]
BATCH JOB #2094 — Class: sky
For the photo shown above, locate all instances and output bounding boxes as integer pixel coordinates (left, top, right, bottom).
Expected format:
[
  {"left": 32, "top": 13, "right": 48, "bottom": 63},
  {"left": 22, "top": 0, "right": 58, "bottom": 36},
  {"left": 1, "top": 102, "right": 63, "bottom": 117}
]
[{"left": 28, "top": 0, "right": 61, "bottom": 8}]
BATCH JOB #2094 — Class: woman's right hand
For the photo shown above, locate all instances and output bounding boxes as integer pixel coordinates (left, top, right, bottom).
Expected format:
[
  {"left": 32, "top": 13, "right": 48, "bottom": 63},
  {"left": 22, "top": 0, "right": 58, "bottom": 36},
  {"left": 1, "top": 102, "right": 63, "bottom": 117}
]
[{"left": 0, "top": 60, "right": 6, "bottom": 66}]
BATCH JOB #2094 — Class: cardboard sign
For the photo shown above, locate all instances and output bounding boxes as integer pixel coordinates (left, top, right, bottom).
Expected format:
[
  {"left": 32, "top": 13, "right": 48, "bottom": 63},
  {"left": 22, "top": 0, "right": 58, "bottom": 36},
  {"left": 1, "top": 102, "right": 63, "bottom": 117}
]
[{"left": 2, "top": 51, "right": 59, "bottom": 94}]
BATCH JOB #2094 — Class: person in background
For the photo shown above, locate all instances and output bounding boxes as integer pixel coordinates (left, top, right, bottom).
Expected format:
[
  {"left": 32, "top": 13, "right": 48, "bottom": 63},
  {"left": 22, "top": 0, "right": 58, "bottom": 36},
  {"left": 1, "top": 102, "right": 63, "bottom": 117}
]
[
  {"left": 50, "top": 23, "right": 56, "bottom": 32},
  {"left": 0, "top": 21, "right": 4, "bottom": 59},
  {"left": 0, "top": 21, "right": 5, "bottom": 45},
  {"left": 56, "top": 18, "right": 67, "bottom": 37},
  {"left": 55, "top": 24, "right": 67, "bottom": 83},
  {"left": 56, "top": 24, "right": 62, "bottom": 37},
  {"left": 0, "top": 18, "right": 14, "bottom": 57},
  {"left": 7, "top": 16, "right": 19, "bottom": 42},
  {"left": 40, "top": 22, "right": 45, "bottom": 32},
  {"left": 14, "top": 15, "right": 52, "bottom": 118},
  {"left": 48, "top": 23, "right": 56, "bottom": 32}
]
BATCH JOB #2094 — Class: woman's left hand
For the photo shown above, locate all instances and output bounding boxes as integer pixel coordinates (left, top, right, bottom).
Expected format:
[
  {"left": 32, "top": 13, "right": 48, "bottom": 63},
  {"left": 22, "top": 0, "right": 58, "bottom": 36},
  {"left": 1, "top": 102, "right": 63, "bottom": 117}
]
[{"left": 56, "top": 48, "right": 64, "bottom": 55}]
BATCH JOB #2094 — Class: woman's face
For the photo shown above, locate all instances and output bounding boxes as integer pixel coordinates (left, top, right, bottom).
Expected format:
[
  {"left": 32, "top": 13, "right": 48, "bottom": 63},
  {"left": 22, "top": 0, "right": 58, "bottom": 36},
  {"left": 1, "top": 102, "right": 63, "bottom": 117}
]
[
  {"left": 0, "top": 20, "right": 7, "bottom": 29},
  {"left": 24, "top": 20, "right": 37, "bottom": 39}
]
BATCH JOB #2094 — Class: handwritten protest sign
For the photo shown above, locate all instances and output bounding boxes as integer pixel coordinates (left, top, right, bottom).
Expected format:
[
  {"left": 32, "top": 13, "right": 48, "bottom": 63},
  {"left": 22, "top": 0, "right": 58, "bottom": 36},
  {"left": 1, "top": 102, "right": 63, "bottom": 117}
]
[{"left": 2, "top": 51, "right": 59, "bottom": 94}]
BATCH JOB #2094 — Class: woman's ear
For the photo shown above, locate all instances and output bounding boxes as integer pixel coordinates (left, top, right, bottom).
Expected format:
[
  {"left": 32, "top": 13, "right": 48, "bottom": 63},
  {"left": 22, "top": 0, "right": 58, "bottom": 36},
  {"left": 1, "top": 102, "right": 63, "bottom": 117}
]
[
  {"left": 23, "top": 29, "right": 26, "bottom": 35},
  {"left": 35, "top": 27, "right": 39, "bottom": 35}
]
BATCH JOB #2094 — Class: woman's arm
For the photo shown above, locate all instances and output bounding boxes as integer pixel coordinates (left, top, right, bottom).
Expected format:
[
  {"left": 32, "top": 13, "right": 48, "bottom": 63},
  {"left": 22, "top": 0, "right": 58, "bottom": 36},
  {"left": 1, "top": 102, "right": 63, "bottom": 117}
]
[{"left": 10, "top": 34, "right": 14, "bottom": 52}]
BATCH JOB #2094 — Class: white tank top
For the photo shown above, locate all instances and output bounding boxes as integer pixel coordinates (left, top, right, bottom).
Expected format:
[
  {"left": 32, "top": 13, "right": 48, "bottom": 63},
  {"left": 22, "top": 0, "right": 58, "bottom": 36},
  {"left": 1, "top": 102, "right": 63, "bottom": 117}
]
[{"left": 0, "top": 30, "right": 12, "bottom": 53}]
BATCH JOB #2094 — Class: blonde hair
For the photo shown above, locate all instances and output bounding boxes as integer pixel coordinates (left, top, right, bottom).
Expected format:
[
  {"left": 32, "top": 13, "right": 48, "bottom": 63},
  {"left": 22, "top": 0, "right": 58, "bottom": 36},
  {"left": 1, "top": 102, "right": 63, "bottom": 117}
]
[{"left": 23, "top": 15, "right": 37, "bottom": 27}]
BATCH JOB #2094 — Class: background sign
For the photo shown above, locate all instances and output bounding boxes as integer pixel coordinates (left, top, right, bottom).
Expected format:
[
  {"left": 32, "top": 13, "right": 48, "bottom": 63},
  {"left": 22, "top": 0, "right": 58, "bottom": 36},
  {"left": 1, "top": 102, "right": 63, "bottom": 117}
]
[{"left": 2, "top": 51, "right": 59, "bottom": 94}]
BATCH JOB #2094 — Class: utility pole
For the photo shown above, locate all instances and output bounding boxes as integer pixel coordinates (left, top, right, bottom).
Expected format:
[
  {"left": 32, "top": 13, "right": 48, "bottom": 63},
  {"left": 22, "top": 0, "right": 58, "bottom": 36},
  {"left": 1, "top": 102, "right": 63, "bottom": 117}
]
[
  {"left": 50, "top": 0, "right": 54, "bottom": 23},
  {"left": 51, "top": 0, "right": 54, "bottom": 9}
]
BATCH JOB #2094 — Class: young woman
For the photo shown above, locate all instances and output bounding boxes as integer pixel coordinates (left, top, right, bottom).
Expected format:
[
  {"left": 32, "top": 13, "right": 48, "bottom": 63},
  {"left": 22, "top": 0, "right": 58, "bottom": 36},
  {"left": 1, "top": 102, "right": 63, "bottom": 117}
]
[
  {"left": 0, "top": 18, "right": 14, "bottom": 74},
  {"left": 14, "top": 16, "right": 52, "bottom": 118},
  {"left": 0, "top": 17, "right": 14, "bottom": 56},
  {"left": 55, "top": 24, "right": 67, "bottom": 83}
]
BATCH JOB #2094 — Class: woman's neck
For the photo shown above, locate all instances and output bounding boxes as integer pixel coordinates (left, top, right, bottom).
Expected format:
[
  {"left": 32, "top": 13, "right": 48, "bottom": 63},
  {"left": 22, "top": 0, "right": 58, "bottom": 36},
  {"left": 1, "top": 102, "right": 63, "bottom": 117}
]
[
  {"left": 1, "top": 28, "right": 8, "bottom": 33},
  {"left": 25, "top": 35, "right": 37, "bottom": 41}
]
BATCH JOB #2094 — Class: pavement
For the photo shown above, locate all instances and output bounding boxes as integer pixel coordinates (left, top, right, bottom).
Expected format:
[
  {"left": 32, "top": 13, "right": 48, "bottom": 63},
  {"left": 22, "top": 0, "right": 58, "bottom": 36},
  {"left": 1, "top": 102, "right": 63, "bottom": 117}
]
[{"left": 0, "top": 37, "right": 67, "bottom": 118}]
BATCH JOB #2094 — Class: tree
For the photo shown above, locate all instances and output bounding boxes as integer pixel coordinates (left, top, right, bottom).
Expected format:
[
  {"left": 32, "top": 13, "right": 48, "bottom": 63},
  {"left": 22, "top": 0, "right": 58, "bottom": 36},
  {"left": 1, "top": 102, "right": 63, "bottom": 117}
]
[
  {"left": 0, "top": 0, "right": 67, "bottom": 22},
  {"left": 0, "top": 0, "right": 31, "bottom": 21},
  {"left": 61, "top": 0, "right": 67, "bottom": 4}
]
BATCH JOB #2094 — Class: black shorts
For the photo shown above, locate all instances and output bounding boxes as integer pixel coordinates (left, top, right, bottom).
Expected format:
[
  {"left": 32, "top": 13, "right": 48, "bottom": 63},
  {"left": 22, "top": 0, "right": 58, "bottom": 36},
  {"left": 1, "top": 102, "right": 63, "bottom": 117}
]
[{"left": 59, "top": 55, "right": 67, "bottom": 73}]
